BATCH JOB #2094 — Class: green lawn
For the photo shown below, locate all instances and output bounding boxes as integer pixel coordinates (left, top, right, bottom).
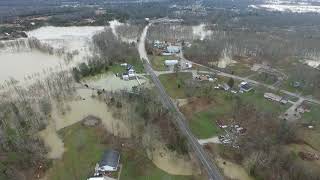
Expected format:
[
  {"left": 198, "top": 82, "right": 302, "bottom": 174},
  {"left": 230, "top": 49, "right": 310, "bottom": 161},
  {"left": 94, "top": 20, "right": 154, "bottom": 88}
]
[
  {"left": 302, "top": 103, "right": 320, "bottom": 124},
  {"left": 47, "top": 123, "right": 196, "bottom": 180},
  {"left": 159, "top": 72, "right": 192, "bottom": 99},
  {"left": 190, "top": 110, "right": 224, "bottom": 139},
  {"left": 189, "top": 92, "right": 233, "bottom": 139},
  {"left": 240, "top": 90, "right": 289, "bottom": 114},
  {"left": 121, "top": 150, "right": 194, "bottom": 180},
  {"left": 149, "top": 55, "right": 176, "bottom": 71}
]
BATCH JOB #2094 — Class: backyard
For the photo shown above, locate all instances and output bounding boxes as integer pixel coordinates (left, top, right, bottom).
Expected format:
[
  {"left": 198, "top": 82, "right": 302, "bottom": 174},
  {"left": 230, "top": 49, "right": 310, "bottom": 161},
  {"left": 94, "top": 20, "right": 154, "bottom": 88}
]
[{"left": 46, "top": 122, "right": 197, "bottom": 180}]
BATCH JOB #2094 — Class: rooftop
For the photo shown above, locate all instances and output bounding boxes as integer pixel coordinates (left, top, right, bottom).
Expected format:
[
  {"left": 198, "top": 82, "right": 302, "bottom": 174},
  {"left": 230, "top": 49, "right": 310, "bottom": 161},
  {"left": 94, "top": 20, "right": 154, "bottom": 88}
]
[{"left": 99, "top": 150, "right": 120, "bottom": 168}]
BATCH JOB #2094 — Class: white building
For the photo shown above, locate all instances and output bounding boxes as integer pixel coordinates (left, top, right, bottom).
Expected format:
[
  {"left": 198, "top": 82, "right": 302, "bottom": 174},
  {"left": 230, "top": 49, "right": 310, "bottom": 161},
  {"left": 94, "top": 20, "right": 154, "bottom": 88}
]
[{"left": 164, "top": 60, "right": 179, "bottom": 66}]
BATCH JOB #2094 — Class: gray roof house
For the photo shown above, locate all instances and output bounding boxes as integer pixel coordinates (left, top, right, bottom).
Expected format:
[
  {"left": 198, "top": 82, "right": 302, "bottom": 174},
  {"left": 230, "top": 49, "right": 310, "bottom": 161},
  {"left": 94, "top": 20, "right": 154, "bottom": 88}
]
[
  {"left": 239, "top": 81, "right": 253, "bottom": 92},
  {"left": 97, "top": 150, "right": 120, "bottom": 172},
  {"left": 166, "top": 45, "right": 180, "bottom": 54}
]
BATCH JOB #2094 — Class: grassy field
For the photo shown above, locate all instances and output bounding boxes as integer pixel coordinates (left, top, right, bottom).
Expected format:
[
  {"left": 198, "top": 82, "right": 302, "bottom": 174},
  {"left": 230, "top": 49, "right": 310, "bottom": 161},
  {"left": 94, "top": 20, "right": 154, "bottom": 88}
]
[
  {"left": 187, "top": 92, "right": 233, "bottom": 139},
  {"left": 240, "top": 90, "right": 290, "bottom": 114},
  {"left": 47, "top": 123, "right": 195, "bottom": 180},
  {"left": 225, "top": 64, "right": 253, "bottom": 77},
  {"left": 300, "top": 103, "right": 320, "bottom": 150},
  {"left": 186, "top": 89, "right": 289, "bottom": 139},
  {"left": 159, "top": 72, "right": 192, "bottom": 99},
  {"left": 301, "top": 103, "right": 320, "bottom": 124},
  {"left": 251, "top": 72, "right": 278, "bottom": 85},
  {"left": 190, "top": 109, "right": 225, "bottom": 139},
  {"left": 149, "top": 55, "right": 176, "bottom": 71}
]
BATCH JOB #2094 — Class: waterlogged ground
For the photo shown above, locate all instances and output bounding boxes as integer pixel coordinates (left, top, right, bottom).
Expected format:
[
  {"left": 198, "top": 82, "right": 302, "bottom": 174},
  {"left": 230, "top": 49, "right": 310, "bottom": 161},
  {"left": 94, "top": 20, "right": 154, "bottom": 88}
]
[
  {"left": 82, "top": 73, "right": 148, "bottom": 91},
  {"left": 144, "top": 139, "right": 200, "bottom": 176},
  {"left": 0, "top": 51, "right": 64, "bottom": 82},
  {"left": 0, "top": 26, "right": 104, "bottom": 83},
  {"left": 39, "top": 87, "right": 132, "bottom": 160}
]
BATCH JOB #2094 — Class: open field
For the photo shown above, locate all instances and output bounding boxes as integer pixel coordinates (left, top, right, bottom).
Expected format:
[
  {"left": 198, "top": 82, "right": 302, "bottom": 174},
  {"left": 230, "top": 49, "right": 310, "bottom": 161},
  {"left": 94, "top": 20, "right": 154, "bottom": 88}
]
[
  {"left": 224, "top": 63, "right": 253, "bottom": 77},
  {"left": 46, "top": 122, "right": 197, "bottom": 180},
  {"left": 251, "top": 72, "right": 278, "bottom": 85},
  {"left": 159, "top": 72, "right": 192, "bottom": 99}
]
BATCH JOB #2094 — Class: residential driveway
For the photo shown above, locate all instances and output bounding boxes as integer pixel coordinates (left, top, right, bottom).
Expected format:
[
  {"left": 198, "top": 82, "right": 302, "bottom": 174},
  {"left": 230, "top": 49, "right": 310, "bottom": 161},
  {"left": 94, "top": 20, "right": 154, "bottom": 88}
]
[
  {"left": 198, "top": 136, "right": 221, "bottom": 145},
  {"left": 282, "top": 98, "right": 305, "bottom": 121}
]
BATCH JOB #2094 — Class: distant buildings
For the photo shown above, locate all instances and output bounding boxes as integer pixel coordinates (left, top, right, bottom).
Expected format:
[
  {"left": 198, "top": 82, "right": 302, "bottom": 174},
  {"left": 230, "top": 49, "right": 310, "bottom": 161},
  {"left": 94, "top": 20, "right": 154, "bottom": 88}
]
[{"left": 152, "top": 40, "right": 181, "bottom": 55}]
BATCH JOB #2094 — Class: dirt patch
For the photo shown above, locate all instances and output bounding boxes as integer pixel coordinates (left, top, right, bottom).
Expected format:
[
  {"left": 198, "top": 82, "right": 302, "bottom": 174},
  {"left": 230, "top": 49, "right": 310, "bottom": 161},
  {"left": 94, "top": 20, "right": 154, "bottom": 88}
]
[
  {"left": 216, "top": 157, "right": 253, "bottom": 180},
  {"left": 39, "top": 122, "right": 65, "bottom": 159},
  {"left": 83, "top": 73, "right": 147, "bottom": 92},
  {"left": 180, "top": 97, "right": 214, "bottom": 118},
  {"left": 82, "top": 115, "right": 101, "bottom": 127},
  {"left": 175, "top": 98, "right": 188, "bottom": 107}
]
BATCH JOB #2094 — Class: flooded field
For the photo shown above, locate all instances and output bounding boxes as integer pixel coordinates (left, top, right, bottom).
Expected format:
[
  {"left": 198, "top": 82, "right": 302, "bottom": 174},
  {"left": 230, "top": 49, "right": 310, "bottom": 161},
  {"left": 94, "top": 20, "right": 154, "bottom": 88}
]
[
  {"left": 39, "top": 88, "right": 131, "bottom": 159},
  {"left": 0, "top": 51, "right": 64, "bottom": 82}
]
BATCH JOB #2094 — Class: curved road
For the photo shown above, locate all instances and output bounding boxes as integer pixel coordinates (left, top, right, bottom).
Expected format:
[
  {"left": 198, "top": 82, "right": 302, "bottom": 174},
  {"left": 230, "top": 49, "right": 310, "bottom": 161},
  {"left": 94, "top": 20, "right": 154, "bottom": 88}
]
[{"left": 138, "top": 22, "right": 223, "bottom": 180}]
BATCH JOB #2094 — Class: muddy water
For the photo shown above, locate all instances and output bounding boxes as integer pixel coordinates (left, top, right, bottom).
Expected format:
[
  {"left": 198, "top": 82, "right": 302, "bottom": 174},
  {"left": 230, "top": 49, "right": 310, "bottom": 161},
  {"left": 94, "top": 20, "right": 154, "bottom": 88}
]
[
  {"left": 192, "top": 24, "right": 212, "bottom": 41},
  {"left": 0, "top": 51, "right": 64, "bottom": 82},
  {"left": 40, "top": 88, "right": 131, "bottom": 159},
  {"left": 53, "top": 89, "right": 131, "bottom": 136},
  {"left": 26, "top": 26, "right": 105, "bottom": 65}
]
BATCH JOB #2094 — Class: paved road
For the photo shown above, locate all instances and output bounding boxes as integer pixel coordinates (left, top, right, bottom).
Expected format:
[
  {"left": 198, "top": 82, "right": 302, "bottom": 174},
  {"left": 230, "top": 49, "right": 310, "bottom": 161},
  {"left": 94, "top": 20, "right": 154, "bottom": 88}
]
[{"left": 138, "top": 23, "right": 223, "bottom": 180}]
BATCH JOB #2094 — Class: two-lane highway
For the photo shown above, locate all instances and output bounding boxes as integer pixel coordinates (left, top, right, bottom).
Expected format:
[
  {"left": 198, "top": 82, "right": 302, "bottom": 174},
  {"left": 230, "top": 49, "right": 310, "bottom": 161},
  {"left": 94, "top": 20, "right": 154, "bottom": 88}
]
[{"left": 138, "top": 22, "right": 223, "bottom": 180}]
